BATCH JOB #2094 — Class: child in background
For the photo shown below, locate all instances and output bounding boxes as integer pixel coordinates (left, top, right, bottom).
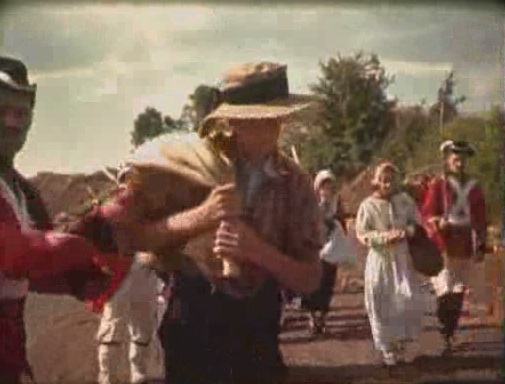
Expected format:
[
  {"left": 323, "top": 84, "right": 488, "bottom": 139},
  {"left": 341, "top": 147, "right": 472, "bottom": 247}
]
[{"left": 356, "top": 161, "right": 427, "bottom": 367}]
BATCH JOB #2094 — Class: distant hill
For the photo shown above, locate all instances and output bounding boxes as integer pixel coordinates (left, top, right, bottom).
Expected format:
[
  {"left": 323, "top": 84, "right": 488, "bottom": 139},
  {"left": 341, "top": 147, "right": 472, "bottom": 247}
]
[{"left": 29, "top": 169, "right": 119, "bottom": 219}]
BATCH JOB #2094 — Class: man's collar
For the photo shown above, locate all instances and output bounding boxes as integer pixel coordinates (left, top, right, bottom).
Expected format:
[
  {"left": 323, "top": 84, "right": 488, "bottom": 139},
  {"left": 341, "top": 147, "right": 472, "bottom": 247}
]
[
  {"left": 235, "top": 150, "right": 293, "bottom": 181},
  {"left": 263, "top": 151, "right": 291, "bottom": 180}
]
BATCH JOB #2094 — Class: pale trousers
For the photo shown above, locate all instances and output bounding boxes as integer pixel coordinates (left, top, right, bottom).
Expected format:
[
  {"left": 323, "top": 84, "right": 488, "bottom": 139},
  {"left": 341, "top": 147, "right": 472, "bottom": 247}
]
[
  {"left": 431, "top": 257, "right": 473, "bottom": 298},
  {"left": 96, "top": 260, "right": 160, "bottom": 384}
]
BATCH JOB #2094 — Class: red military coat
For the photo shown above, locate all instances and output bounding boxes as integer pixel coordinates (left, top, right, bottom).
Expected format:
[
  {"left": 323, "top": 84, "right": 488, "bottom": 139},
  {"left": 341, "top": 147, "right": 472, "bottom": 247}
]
[
  {"left": 0, "top": 174, "right": 129, "bottom": 294},
  {"left": 421, "top": 174, "right": 486, "bottom": 259},
  {"left": 0, "top": 171, "right": 130, "bottom": 377}
]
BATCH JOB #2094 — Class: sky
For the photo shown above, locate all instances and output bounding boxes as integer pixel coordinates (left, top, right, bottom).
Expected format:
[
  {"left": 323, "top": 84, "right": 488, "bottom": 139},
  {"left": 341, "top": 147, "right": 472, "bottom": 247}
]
[{"left": 0, "top": 1, "right": 503, "bottom": 176}]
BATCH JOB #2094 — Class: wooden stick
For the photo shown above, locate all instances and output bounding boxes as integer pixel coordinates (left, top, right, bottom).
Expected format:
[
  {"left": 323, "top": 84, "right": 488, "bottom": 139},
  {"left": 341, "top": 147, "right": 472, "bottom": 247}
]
[
  {"left": 101, "top": 167, "right": 120, "bottom": 185},
  {"left": 290, "top": 145, "right": 300, "bottom": 165}
]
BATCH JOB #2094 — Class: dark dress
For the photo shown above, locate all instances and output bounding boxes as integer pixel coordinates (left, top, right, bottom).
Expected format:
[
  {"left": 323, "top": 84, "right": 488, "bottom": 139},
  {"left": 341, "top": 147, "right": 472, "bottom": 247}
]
[{"left": 301, "top": 201, "right": 339, "bottom": 314}]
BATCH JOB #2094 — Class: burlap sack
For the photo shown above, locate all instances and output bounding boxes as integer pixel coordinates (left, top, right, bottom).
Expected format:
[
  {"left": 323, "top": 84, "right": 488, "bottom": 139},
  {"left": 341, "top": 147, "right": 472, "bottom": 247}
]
[{"left": 124, "top": 131, "right": 249, "bottom": 291}]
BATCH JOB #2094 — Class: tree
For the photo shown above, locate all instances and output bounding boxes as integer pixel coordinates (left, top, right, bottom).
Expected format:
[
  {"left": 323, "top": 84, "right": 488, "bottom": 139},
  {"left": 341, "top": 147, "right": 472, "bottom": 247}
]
[
  {"left": 178, "top": 103, "right": 197, "bottom": 131},
  {"left": 131, "top": 107, "right": 186, "bottom": 148},
  {"left": 184, "top": 84, "right": 220, "bottom": 129},
  {"left": 306, "top": 52, "right": 396, "bottom": 178},
  {"left": 378, "top": 103, "right": 431, "bottom": 172},
  {"left": 429, "top": 70, "right": 467, "bottom": 130}
]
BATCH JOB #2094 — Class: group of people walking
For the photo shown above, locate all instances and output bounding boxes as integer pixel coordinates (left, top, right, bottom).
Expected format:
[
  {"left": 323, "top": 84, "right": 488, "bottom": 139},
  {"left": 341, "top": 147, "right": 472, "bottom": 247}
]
[
  {"left": 292, "top": 139, "right": 487, "bottom": 368},
  {"left": 0, "top": 55, "right": 492, "bottom": 384}
]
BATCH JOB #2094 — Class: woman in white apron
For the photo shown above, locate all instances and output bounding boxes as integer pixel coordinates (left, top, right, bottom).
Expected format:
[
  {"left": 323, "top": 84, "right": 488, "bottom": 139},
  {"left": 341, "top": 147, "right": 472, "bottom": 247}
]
[{"left": 356, "top": 161, "right": 427, "bottom": 367}]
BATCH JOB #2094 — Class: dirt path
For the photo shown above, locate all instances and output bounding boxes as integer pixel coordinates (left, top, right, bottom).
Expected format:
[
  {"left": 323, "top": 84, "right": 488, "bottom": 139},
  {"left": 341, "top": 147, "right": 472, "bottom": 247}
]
[
  {"left": 25, "top": 289, "right": 502, "bottom": 384},
  {"left": 280, "top": 292, "right": 502, "bottom": 383}
]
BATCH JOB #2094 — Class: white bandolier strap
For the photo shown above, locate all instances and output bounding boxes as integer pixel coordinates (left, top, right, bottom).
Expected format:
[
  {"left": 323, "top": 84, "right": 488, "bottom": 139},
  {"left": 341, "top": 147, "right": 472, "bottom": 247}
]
[
  {"left": 446, "top": 176, "right": 476, "bottom": 226},
  {"left": 440, "top": 140, "right": 454, "bottom": 154}
]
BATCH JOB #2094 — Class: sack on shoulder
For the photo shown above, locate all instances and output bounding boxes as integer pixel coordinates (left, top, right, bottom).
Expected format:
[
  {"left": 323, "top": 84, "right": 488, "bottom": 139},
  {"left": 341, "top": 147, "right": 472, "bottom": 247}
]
[{"left": 407, "top": 223, "right": 443, "bottom": 277}]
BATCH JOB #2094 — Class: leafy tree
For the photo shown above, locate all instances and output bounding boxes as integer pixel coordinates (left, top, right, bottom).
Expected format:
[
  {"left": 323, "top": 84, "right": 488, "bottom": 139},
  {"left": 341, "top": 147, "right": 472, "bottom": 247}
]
[
  {"left": 178, "top": 103, "right": 198, "bottom": 131},
  {"left": 131, "top": 107, "right": 186, "bottom": 148},
  {"left": 429, "top": 70, "right": 467, "bottom": 129},
  {"left": 379, "top": 103, "right": 431, "bottom": 171},
  {"left": 306, "top": 52, "right": 396, "bottom": 178},
  {"left": 191, "top": 84, "right": 221, "bottom": 128}
]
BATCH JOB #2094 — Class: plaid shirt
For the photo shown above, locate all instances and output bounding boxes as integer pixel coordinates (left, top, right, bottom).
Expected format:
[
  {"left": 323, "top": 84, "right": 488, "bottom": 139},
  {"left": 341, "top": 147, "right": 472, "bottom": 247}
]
[{"left": 235, "top": 151, "right": 322, "bottom": 264}]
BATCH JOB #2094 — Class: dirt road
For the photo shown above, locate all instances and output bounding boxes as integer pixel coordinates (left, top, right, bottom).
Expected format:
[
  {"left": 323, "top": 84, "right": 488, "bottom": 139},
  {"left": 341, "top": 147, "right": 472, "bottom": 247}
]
[
  {"left": 280, "top": 292, "right": 502, "bottom": 384},
  {"left": 25, "top": 288, "right": 502, "bottom": 384}
]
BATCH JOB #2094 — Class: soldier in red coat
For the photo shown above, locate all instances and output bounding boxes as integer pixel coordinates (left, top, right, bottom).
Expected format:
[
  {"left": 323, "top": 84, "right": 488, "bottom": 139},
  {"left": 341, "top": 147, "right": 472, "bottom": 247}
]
[
  {"left": 421, "top": 140, "right": 487, "bottom": 355},
  {"left": 0, "top": 56, "right": 129, "bottom": 383}
]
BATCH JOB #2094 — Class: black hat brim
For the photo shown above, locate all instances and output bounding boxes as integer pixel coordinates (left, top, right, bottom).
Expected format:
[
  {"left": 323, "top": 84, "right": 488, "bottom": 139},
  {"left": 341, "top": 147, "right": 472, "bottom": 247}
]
[
  {"left": 0, "top": 81, "right": 36, "bottom": 107},
  {"left": 0, "top": 79, "right": 36, "bottom": 94}
]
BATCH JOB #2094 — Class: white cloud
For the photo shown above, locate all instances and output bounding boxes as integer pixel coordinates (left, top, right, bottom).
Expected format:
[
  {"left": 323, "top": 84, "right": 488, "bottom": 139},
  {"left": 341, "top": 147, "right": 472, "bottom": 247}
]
[
  {"left": 30, "top": 66, "right": 95, "bottom": 81},
  {"left": 382, "top": 59, "right": 453, "bottom": 77},
  {"left": 4, "top": 3, "right": 501, "bottom": 177}
]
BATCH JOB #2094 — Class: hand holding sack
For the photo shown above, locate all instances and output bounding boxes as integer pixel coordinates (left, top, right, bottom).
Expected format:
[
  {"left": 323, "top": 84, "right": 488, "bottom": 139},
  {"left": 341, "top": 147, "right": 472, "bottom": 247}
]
[{"left": 121, "top": 130, "right": 263, "bottom": 297}]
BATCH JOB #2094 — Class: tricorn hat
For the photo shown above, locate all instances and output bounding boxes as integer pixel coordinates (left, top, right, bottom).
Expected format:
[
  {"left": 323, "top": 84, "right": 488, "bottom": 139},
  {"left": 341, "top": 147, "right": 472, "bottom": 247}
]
[
  {"left": 198, "top": 62, "right": 314, "bottom": 136},
  {"left": 439, "top": 140, "right": 476, "bottom": 157},
  {"left": 0, "top": 56, "right": 37, "bottom": 106}
]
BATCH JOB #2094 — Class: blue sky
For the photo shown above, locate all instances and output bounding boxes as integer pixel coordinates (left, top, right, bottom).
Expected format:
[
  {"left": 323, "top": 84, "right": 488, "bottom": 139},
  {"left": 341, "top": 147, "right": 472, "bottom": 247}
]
[{"left": 0, "top": 2, "right": 503, "bottom": 176}]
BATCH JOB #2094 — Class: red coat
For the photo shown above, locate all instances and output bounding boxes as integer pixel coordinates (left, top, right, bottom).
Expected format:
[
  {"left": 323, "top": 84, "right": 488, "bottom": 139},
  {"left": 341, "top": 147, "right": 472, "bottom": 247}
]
[
  {"left": 0, "top": 188, "right": 130, "bottom": 298},
  {"left": 421, "top": 174, "right": 486, "bottom": 259},
  {"left": 0, "top": 173, "right": 130, "bottom": 377}
]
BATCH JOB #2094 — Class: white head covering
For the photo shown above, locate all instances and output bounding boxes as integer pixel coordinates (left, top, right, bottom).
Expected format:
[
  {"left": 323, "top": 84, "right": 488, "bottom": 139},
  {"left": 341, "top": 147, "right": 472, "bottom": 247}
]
[{"left": 314, "top": 169, "right": 336, "bottom": 191}]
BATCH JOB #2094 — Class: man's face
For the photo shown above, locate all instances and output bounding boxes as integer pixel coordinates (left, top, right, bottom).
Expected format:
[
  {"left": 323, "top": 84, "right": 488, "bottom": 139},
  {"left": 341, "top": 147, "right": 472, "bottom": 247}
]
[
  {"left": 446, "top": 152, "right": 467, "bottom": 175},
  {"left": 228, "top": 118, "right": 282, "bottom": 163},
  {"left": 0, "top": 96, "right": 32, "bottom": 160}
]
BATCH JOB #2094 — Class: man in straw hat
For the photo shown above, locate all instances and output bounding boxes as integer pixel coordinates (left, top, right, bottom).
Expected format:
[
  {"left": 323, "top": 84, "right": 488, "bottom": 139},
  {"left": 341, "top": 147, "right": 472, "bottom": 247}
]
[
  {"left": 0, "top": 56, "right": 129, "bottom": 384},
  {"left": 111, "top": 62, "right": 322, "bottom": 384},
  {"left": 421, "top": 140, "right": 487, "bottom": 356}
]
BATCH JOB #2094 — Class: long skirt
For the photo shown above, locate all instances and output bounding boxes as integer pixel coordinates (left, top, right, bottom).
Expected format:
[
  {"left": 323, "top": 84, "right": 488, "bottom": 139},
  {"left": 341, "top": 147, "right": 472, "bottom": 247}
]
[{"left": 365, "top": 250, "right": 427, "bottom": 352}]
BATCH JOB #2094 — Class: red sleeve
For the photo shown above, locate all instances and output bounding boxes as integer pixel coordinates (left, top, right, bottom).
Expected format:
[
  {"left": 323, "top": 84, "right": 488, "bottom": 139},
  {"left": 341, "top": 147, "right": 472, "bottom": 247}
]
[
  {"left": 0, "top": 224, "right": 101, "bottom": 280},
  {"left": 0, "top": 188, "right": 131, "bottom": 281},
  {"left": 421, "top": 178, "right": 444, "bottom": 223},
  {"left": 420, "top": 178, "right": 445, "bottom": 251}
]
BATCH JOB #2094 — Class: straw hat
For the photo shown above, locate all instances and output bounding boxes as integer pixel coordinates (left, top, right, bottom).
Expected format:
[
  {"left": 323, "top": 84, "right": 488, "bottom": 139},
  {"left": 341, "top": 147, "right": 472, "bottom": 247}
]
[{"left": 198, "top": 62, "right": 314, "bottom": 136}]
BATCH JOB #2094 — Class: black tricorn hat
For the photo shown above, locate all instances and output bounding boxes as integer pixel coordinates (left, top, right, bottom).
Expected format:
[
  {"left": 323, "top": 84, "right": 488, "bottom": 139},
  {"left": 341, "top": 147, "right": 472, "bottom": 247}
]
[
  {"left": 0, "top": 56, "right": 37, "bottom": 105},
  {"left": 439, "top": 140, "right": 476, "bottom": 157}
]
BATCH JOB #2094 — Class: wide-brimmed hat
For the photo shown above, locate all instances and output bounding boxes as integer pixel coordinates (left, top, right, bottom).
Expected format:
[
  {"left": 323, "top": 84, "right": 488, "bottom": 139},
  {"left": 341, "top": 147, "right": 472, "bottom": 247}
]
[
  {"left": 198, "top": 62, "right": 314, "bottom": 136},
  {"left": 0, "top": 56, "right": 37, "bottom": 106},
  {"left": 439, "top": 140, "right": 476, "bottom": 157}
]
